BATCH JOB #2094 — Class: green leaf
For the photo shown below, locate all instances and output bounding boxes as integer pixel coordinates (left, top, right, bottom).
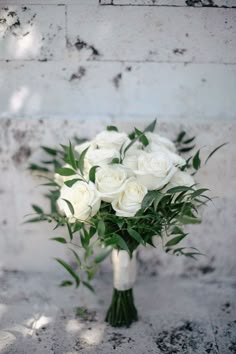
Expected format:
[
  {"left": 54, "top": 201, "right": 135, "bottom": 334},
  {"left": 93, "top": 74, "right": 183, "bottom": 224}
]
[
  {"left": 143, "top": 119, "right": 157, "bottom": 133},
  {"left": 106, "top": 125, "right": 118, "bottom": 132},
  {"left": 82, "top": 281, "right": 95, "bottom": 293},
  {"left": 94, "top": 248, "right": 112, "bottom": 263},
  {"left": 55, "top": 258, "right": 80, "bottom": 287},
  {"left": 64, "top": 179, "right": 81, "bottom": 187},
  {"left": 172, "top": 226, "right": 184, "bottom": 235},
  {"left": 28, "top": 163, "right": 49, "bottom": 172},
  {"left": 24, "top": 216, "right": 47, "bottom": 223},
  {"left": 32, "top": 204, "right": 43, "bottom": 214},
  {"left": 68, "top": 141, "right": 77, "bottom": 170},
  {"left": 153, "top": 192, "right": 165, "bottom": 210},
  {"left": 176, "top": 131, "right": 186, "bottom": 143},
  {"left": 141, "top": 190, "right": 160, "bottom": 209},
  {"left": 60, "top": 280, "right": 73, "bottom": 287},
  {"left": 165, "top": 234, "right": 187, "bottom": 247},
  {"left": 62, "top": 199, "right": 74, "bottom": 215},
  {"left": 97, "top": 220, "right": 106, "bottom": 237},
  {"left": 128, "top": 228, "right": 144, "bottom": 245},
  {"left": 205, "top": 143, "right": 228, "bottom": 164},
  {"left": 111, "top": 158, "right": 120, "bottom": 164},
  {"left": 192, "top": 150, "right": 201, "bottom": 170},
  {"left": 67, "top": 222, "right": 73, "bottom": 240},
  {"left": 56, "top": 167, "right": 76, "bottom": 176},
  {"left": 190, "top": 188, "right": 209, "bottom": 199},
  {"left": 183, "top": 136, "right": 195, "bottom": 145},
  {"left": 166, "top": 186, "right": 193, "bottom": 194},
  {"left": 41, "top": 146, "right": 58, "bottom": 156},
  {"left": 69, "top": 248, "right": 81, "bottom": 266},
  {"left": 177, "top": 215, "right": 201, "bottom": 224},
  {"left": 73, "top": 222, "right": 82, "bottom": 233},
  {"left": 77, "top": 147, "right": 89, "bottom": 174},
  {"left": 116, "top": 235, "right": 130, "bottom": 254},
  {"left": 179, "top": 146, "right": 195, "bottom": 153},
  {"left": 135, "top": 128, "right": 149, "bottom": 146},
  {"left": 89, "top": 165, "right": 99, "bottom": 183},
  {"left": 51, "top": 237, "right": 67, "bottom": 244}
]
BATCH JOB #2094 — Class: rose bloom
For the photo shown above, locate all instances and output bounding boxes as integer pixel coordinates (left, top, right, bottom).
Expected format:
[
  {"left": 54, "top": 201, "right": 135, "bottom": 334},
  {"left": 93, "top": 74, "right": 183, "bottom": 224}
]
[
  {"left": 57, "top": 181, "right": 101, "bottom": 222},
  {"left": 86, "top": 148, "right": 120, "bottom": 167},
  {"left": 95, "top": 165, "right": 128, "bottom": 202},
  {"left": 162, "top": 170, "right": 195, "bottom": 193},
  {"left": 112, "top": 178, "right": 147, "bottom": 217},
  {"left": 94, "top": 130, "right": 128, "bottom": 150},
  {"left": 134, "top": 149, "right": 185, "bottom": 190},
  {"left": 145, "top": 132, "right": 176, "bottom": 153}
]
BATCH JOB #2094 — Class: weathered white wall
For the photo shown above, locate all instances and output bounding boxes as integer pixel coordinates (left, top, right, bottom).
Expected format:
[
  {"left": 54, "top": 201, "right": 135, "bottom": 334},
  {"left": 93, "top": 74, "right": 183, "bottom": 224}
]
[{"left": 0, "top": 0, "right": 235, "bottom": 278}]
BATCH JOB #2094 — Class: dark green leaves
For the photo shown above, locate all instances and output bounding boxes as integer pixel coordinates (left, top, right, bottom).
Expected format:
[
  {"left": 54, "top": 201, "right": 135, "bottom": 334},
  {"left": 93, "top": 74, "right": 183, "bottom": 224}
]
[
  {"left": 94, "top": 248, "right": 112, "bottom": 264},
  {"left": 32, "top": 204, "right": 43, "bottom": 214},
  {"left": 28, "top": 163, "right": 49, "bottom": 172},
  {"left": 51, "top": 237, "right": 67, "bottom": 244},
  {"left": 143, "top": 119, "right": 157, "bottom": 133},
  {"left": 106, "top": 125, "right": 118, "bottom": 132},
  {"left": 68, "top": 141, "right": 77, "bottom": 170},
  {"left": 142, "top": 190, "right": 164, "bottom": 209},
  {"left": 192, "top": 150, "right": 201, "bottom": 170},
  {"left": 64, "top": 179, "right": 81, "bottom": 187},
  {"left": 56, "top": 167, "right": 75, "bottom": 176},
  {"left": 97, "top": 220, "right": 106, "bottom": 237},
  {"left": 135, "top": 128, "right": 149, "bottom": 146},
  {"left": 165, "top": 234, "right": 187, "bottom": 247},
  {"left": 128, "top": 228, "right": 144, "bottom": 245},
  {"left": 89, "top": 166, "right": 99, "bottom": 183},
  {"left": 41, "top": 146, "right": 58, "bottom": 156},
  {"left": 62, "top": 199, "right": 74, "bottom": 215},
  {"left": 55, "top": 258, "right": 80, "bottom": 288},
  {"left": 77, "top": 147, "right": 89, "bottom": 174},
  {"left": 205, "top": 143, "right": 228, "bottom": 164},
  {"left": 60, "top": 280, "right": 73, "bottom": 287}
]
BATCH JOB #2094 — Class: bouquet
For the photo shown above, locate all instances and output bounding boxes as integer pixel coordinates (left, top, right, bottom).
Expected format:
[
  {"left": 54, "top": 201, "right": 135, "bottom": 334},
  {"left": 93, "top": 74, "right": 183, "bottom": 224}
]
[{"left": 28, "top": 120, "right": 224, "bottom": 327}]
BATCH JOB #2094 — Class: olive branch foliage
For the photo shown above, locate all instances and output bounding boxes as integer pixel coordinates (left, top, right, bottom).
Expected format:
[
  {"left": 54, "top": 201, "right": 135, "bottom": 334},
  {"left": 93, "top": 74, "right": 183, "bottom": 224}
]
[{"left": 27, "top": 120, "right": 225, "bottom": 291}]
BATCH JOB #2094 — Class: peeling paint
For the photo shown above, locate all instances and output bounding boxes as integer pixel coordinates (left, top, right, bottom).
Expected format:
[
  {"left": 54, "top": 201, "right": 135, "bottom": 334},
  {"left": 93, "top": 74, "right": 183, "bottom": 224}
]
[
  {"left": 74, "top": 37, "right": 101, "bottom": 59},
  {"left": 186, "top": 0, "right": 218, "bottom": 7},
  {"left": 173, "top": 48, "right": 187, "bottom": 55},
  {"left": 69, "top": 66, "right": 86, "bottom": 82},
  {"left": 112, "top": 72, "right": 122, "bottom": 89}
]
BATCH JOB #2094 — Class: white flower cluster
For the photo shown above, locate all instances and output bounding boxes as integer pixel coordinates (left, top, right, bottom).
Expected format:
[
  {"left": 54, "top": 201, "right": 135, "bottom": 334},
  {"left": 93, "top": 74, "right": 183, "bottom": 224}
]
[{"left": 57, "top": 130, "right": 194, "bottom": 222}]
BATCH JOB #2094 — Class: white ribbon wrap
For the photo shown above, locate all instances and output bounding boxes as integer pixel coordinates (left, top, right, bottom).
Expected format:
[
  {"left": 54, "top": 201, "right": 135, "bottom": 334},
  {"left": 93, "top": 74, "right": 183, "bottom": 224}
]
[{"left": 112, "top": 249, "right": 137, "bottom": 291}]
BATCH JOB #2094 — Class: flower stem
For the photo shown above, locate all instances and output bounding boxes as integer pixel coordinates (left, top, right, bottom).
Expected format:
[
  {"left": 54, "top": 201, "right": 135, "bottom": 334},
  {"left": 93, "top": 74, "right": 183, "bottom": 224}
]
[{"left": 105, "top": 288, "right": 138, "bottom": 327}]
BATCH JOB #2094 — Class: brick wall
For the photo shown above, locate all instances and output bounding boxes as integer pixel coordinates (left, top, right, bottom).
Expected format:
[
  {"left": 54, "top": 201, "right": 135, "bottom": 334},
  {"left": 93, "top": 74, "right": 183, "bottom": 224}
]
[{"left": 0, "top": 0, "right": 235, "bottom": 277}]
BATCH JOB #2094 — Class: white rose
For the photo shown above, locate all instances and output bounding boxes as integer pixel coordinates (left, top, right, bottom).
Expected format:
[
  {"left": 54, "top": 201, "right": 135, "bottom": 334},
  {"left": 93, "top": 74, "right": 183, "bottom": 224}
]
[
  {"left": 86, "top": 148, "right": 120, "bottom": 167},
  {"left": 122, "top": 153, "right": 139, "bottom": 176},
  {"left": 134, "top": 151, "right": 179, "bottom": 190},
  {"left": 94, "top": 130, "right": 128, "bottom": 150},
  {"left": 162, "top": 170, "right": 195, "bottom": 193},
  {"left": 96, "top": 165, "right": 128, "bottom": 202},
  {"left": 145, "top": 132, "right": 176, "bottom": 152},
  {"left": 112, "top": 178, "right": 147, "bottom": 217},
  {"left": 57, "top": 181, "right": 101, "bottom": 222},
  {"left": 121, "top": 139, "right": 143, "bottom": 157}
]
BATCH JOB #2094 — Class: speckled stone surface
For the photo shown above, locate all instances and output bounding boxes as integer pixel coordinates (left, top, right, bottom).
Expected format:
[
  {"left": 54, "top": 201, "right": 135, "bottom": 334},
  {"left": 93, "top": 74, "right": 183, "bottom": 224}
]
[{"left": 0, "top": 269, "right": 235, "bottom": 354}]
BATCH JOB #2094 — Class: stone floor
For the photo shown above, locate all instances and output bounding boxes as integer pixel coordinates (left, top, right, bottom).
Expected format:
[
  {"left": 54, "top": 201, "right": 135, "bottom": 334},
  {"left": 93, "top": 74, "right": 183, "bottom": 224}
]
[{"left": 0, "top": 270, "right": 235, "bottom": 354}]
